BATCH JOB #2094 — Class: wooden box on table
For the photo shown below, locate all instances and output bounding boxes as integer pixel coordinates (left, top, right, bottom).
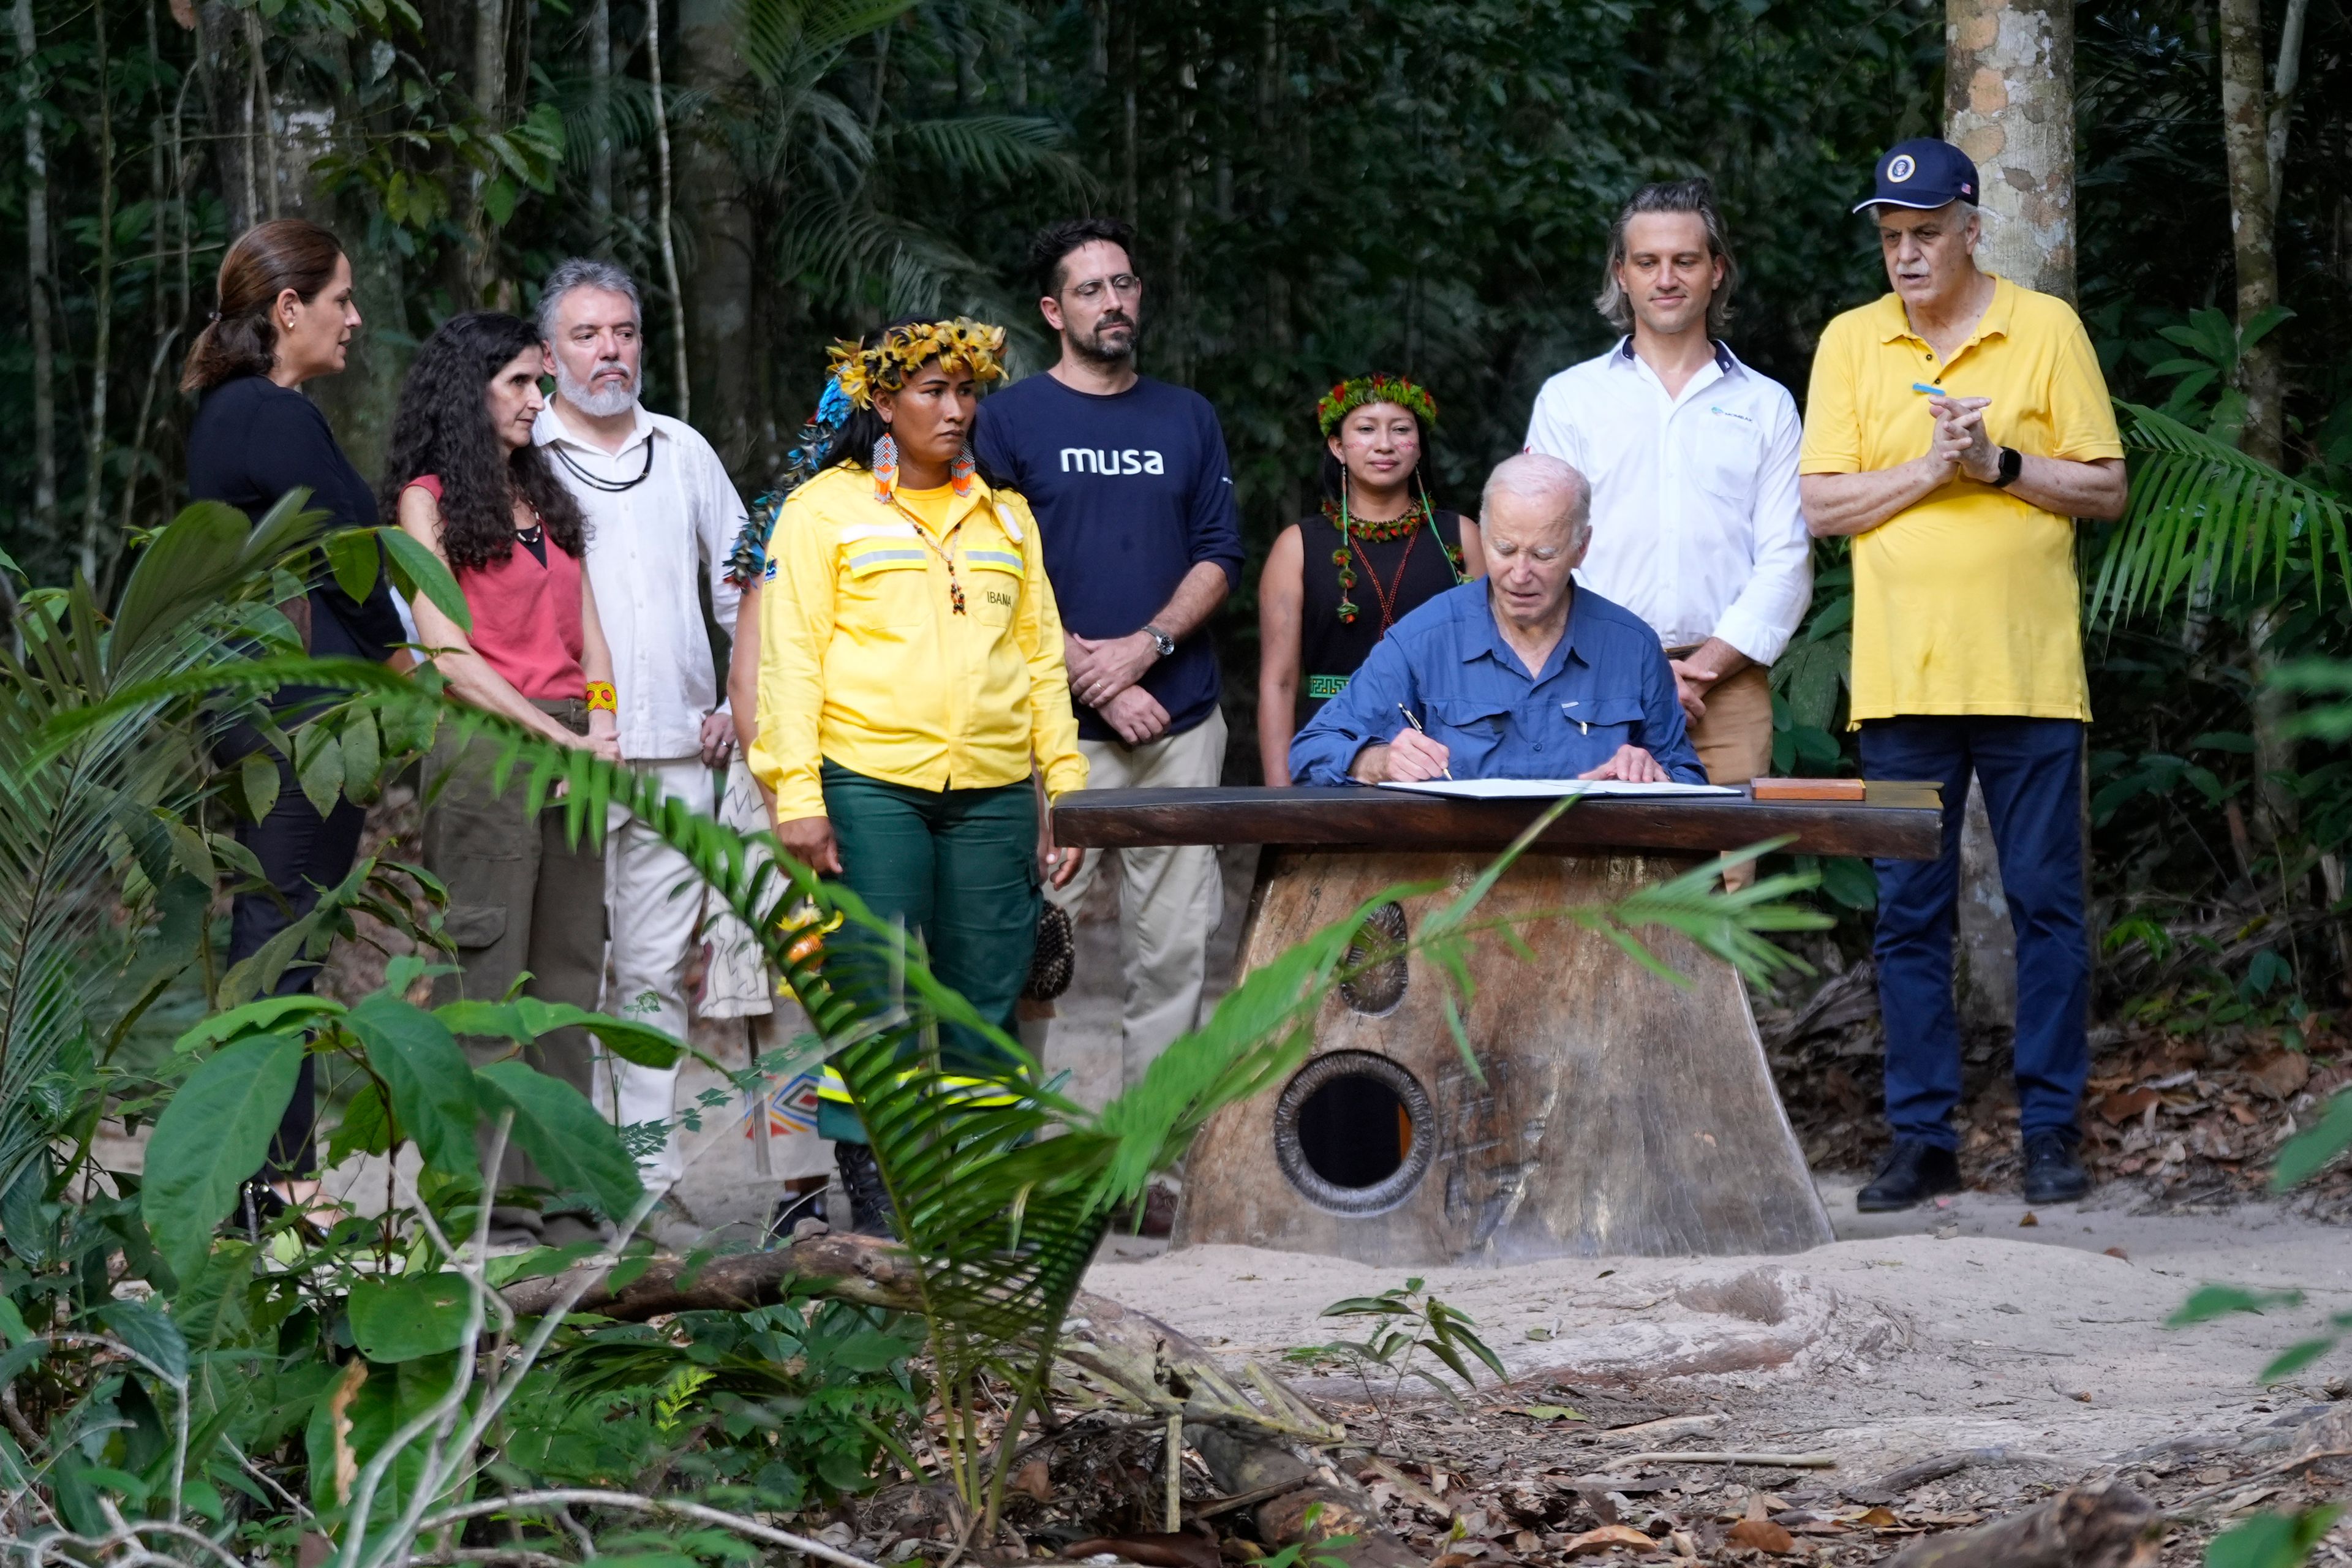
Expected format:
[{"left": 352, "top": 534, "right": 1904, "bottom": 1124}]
[{"left": 1051, "top": 783, "right": 1941, "bottom": 1265}]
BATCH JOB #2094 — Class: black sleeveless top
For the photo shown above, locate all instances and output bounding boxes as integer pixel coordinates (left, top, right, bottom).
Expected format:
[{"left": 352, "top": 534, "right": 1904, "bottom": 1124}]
[{"left": 1298, "top": 505, "right": 1468, "bottom": 725}]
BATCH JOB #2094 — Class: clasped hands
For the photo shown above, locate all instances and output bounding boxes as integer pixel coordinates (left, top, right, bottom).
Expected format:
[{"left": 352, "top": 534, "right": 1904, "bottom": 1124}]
[
  {"left": 1360, "top": 728, "right": 1670, "bottom": 785},
  {"left": 1066, "top": 630, "right": 1169, "bottom": 744},
  {"left": 1925, "top": 391, "right": 2005, "bottom": 485}
]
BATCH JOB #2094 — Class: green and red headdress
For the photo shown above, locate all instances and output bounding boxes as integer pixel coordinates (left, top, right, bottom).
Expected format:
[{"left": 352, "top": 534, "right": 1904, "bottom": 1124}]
[{"left": 1316, "top": 372, "right": 1438, "bottom": 438}]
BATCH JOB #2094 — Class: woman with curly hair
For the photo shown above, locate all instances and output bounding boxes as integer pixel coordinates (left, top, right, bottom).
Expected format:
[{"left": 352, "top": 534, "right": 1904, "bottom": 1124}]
[
  {"left": 1256, "top": 375, "right": 1483, "bottom": 785},
  {"left": 382, "top": 309, "right": 620, "bottom": 1246},
  {"left": 747, "top": 318, "right": 1087, "bottom": 1235}
]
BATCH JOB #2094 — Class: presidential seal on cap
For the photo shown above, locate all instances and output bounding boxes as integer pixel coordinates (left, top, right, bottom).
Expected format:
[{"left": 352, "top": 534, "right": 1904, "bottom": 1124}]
[{"left": 1853, "top": 137, "right": 1980, "bottom": 214}]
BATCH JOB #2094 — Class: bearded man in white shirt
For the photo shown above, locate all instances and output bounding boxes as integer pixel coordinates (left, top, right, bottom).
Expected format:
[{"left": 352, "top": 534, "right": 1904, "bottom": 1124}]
[
  {"left": 1523, "top": 179, "right": 1811, "bottom": 794},
  {"left": 535, "top": 258, "right": 750, "bottom": 1200}
]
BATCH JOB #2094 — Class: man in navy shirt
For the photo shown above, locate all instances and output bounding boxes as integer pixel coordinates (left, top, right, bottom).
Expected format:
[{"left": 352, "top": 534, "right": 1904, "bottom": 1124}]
[
  {"left": 975, "top": 217, "right": 1246, "bottom": 1107},
  {"left": 1291, "top": 454, "right": 1703, "bottom": 788}
]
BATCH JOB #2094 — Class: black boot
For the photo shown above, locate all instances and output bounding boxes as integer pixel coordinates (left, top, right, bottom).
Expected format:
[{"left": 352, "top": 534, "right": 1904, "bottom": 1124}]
[
  {"left": 835, "top": 1143, "right": 897, "bottom": 1238},
  {"left": 1856, "top": 1140, "right": 1962, "bottom": 1212},
  {"left": 2021, "top": 1131, "right": 2091, "bottom": 1204}
]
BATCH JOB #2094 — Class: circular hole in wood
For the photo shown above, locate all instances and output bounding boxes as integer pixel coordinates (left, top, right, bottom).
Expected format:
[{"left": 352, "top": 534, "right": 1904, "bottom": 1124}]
[
  {"left": 1273, "top": 1050, "right": 1433, "bottom": 1216},
  {"left": 1338, "top": 900, "right": 1410, "bottom": 1016}
]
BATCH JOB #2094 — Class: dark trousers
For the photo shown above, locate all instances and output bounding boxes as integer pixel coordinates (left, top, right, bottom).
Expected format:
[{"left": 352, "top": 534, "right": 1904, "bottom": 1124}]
[
  {"left": 230, "top": 753, "right": 368, "bottom": 1180},
  {"left": 817, "top": 761, "right": 1040, "bottom": 1144},
  {"left": 1860, "top": 716, "right": 2090, "bottom": 1149}
]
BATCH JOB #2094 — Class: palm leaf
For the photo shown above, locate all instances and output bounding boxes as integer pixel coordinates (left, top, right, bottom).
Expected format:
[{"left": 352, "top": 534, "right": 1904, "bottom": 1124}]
[{"left": 2087, "top": 399, "right": 2352, "bottom": 624}]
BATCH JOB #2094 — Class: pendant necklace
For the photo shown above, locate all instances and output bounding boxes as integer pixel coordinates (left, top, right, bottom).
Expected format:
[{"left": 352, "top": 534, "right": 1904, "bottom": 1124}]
[{"left": 551, "top": 438, "right": 656, "bottom": 492}]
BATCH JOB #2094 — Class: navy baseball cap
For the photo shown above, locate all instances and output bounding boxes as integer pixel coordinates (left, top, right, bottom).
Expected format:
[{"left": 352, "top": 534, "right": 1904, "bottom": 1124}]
[{"left": 1853, "top": 138, "right": 1980, "bottom": 214}]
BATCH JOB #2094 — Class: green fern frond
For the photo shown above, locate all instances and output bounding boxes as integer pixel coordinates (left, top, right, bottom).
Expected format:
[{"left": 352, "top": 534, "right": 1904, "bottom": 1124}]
[{"left": 2087, "top": 399, "right": 2352, "bottom": 624}]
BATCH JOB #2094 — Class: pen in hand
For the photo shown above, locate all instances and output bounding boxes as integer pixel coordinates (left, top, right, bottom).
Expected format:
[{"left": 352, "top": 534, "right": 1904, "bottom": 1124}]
[{"left": 1396, "top": 703, "right": 1453, "bottom": 781}]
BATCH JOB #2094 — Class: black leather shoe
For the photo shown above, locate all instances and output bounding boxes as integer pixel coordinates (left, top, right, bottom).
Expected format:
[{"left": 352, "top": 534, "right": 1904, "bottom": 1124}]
[
  {"left": 835, "top": 1143, "right": 897, "bottom": 1237},
  {"left": 1856, "top": 1141, "right": 1962, "bottom": 1212},
  {"left": 2022, "top": 1131, "right": 2091, "bottom": 1204}
]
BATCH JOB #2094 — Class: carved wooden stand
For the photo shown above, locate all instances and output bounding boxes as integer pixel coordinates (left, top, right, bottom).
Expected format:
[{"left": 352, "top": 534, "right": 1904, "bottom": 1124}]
[{"left": 1053, "top": 785, "right": 1942, "bottom": 1265}]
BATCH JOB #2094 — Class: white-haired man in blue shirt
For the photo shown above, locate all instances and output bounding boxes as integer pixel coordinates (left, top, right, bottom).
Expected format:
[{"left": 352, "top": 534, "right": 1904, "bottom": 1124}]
[{"left": 1291, "top": 454, "right": 1703, "bottom": 788}]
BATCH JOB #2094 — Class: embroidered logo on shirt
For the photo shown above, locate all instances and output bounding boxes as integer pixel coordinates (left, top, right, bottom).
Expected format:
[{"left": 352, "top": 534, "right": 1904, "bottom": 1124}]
[{"left": 1708, "top": 405, "right": 1754, "bottom": 423}]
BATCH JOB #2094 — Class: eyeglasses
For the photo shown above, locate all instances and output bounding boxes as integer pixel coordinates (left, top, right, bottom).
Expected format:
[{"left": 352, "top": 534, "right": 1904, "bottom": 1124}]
[{"left": 1069, "top": 274, "right": 1142, "bottom": 302}]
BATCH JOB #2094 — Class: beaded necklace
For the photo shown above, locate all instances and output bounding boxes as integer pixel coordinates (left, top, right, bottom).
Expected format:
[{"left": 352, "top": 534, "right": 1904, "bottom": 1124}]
[{"left": 1325, "top": 479, "right": 1466, "bottom": 625}]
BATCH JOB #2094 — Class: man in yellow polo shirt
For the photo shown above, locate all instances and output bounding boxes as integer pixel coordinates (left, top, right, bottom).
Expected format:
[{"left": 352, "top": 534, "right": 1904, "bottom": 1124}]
[{"left": 1800, "top": 138, "right": 2128, "bottom": 1213}]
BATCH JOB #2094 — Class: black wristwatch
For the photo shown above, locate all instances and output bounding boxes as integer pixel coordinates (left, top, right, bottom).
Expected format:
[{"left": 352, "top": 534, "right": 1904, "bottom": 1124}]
[
  {"left": 1989, "top": 445, "right": 2022, "bottom": 489},
  {"left": 1143, "top": 623, "right": 1177, "bottom": 658}
]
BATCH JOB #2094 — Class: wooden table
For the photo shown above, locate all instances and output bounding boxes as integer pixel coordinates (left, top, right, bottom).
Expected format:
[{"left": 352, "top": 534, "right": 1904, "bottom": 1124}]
[{"left": 1053, "top": 783, "right": 1942, "bottom": 1264}]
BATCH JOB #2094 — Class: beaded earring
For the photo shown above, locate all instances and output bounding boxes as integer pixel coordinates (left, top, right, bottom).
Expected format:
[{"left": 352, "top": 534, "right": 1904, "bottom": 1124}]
[
  {"left": 949, "top": 442, "right": 977, "bottom": 497},
  {"left": 871, "top": 431, "right": 899, "bottom": 503}
]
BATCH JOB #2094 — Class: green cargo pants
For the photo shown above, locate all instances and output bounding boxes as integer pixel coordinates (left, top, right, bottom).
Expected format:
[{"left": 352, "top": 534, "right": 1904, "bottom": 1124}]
[
  {"left": 815, "top": 761, "right": 1041, "bottom": 1145},
  {"left": 420, "top": 699, "right": 606, "bottom": 1227}
]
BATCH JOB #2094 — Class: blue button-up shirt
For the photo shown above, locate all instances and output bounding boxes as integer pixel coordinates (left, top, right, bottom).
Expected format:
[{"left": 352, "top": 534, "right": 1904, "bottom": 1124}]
[{"left": 1288, "top": 581, "right": 1707, "bottom": 787}]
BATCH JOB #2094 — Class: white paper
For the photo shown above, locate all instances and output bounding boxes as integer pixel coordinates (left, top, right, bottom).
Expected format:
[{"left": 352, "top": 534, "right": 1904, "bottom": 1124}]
[{"left": 1377, "top": 778, "right": 1741, "bottom": 800}]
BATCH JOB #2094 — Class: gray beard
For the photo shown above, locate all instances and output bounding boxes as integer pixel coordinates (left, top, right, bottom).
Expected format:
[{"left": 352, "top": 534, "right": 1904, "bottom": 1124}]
[{"left": 557, "top": 359, "right": 639, "bottom": 418}]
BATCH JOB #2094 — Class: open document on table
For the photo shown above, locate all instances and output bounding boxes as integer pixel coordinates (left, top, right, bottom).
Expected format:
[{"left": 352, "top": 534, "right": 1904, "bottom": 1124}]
[{"left": 1378, "top": 778, "right": 1743, "bottom": 799}]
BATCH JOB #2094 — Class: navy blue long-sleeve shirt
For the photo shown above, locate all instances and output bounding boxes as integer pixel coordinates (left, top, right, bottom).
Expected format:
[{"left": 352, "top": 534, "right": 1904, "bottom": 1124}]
[
  {"left": 1289, "top": 581, "right": 1706, "bottom": 786},
  {"left": 973, "top": 372, "right": 1245, "bottom": 742}
]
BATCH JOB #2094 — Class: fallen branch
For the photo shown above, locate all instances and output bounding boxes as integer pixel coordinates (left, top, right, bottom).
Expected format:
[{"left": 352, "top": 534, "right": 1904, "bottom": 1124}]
[
  {"left": 1615, "top": 1452, "right": 1836, "bottom": 1468},
  {"left": 1883, "top": 1481, "right": 2157, "bottom": 1568},
  {"left": 1600, "top": 1414, "right": 1727, "bottom": 1445},
  {"left": 409, "top": 1488, "right": 876, "bottom": 1568},
  {"left": 502, "top": 1234, "right": 1416, "bottom": 1568},
  {"left": 1845, "top": 1447, "right": 2059, "bottom": 1506}
]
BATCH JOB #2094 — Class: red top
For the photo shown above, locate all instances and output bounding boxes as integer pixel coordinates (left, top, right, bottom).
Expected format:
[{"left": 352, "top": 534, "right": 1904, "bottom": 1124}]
[{"left": 404, "top": 475, "right": 586, "bottom": 702}]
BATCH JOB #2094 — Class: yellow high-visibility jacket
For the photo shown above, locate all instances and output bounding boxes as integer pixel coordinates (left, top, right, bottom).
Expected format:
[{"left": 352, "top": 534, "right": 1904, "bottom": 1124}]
[{"left": 749, "top": 463, "right": 1087, "bottom": 821}]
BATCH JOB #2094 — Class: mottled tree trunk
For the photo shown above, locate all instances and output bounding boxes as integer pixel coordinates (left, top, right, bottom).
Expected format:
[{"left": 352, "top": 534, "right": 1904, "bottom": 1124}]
[
  {"left": 2218, "top": 0, "right": 2281, "bottom": 467},
  {"left": 77, "top": 0, "right": 115, "bottom": 589},
  {"left": 587, "top": 0, "right": 613, "bottom": 246},
  {"left": 12, "top": 0, "right": 58, "bottom": 554},
  {"left": 1943, "top": 0, "right": 2078, "bottom": 1041}
]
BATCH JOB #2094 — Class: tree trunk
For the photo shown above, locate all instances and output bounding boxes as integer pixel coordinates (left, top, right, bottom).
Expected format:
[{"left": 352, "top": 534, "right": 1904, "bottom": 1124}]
[
  {"left": 649, "top": 0, "right": 693, "bottom": 424},
  {"left": 587, "top": 0, "right": 613, "bottom": 246},
  {"left": 1943, "top": 0, "right": 2078, "bottom": 1042},
  {"left": 12, "top": 0, "right": 58, "bottom": 554},
  {"left": 78, "top": 0, "right": 115, "bottom": 589},
  {"left": 1945, "top": 0, "right": 2075, "bottom": 297}
]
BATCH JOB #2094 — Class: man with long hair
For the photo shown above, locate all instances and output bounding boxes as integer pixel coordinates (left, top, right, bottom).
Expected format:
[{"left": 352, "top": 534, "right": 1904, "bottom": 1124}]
[
  {"left": 1523, "top": 179, "right": 1811, "bottom": 802},
  {"left": 535, "top": 258, "right": 752, "bottom": 1215}
]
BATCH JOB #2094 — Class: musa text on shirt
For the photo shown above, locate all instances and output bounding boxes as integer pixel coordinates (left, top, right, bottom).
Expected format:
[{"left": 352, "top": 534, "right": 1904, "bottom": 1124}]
[{"left": 1058, "top": 447, "right": 1167, "bottom": 475}]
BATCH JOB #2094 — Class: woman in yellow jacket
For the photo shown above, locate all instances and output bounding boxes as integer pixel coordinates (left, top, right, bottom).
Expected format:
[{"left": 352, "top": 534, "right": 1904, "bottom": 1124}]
[{"left": 748, "top": 317, "right": 1087, "bottom": 1232}]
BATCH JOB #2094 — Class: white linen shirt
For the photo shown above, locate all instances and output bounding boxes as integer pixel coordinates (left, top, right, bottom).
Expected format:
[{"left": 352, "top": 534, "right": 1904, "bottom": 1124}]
[
  {"left": 536, "top": 402, "right": 748, "bottom": 761},
  {"left": 1523, "top": 339, "right": 1811, "bottom": 665}
]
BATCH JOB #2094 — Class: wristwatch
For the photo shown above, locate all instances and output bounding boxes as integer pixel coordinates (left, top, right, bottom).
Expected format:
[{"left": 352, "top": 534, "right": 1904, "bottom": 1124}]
[
  {"left": 1989, "top": 445, "right": 2022, "bottom": 489},
  {"left": 1142, "top": 623, "right": 1177, "bottom": 658}
]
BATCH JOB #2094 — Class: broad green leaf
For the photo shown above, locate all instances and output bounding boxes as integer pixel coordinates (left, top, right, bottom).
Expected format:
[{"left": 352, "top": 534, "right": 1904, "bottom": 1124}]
[
  {"left": 2168, "top": 1284, "right": 2304, "bottom": 1327},
  {"left": 2272, "top": 1091, "right": 2352, "bottom": 1189},
  {"left": 379, "top": 526, "right": 473, "bottom": 634},
  {"left": 240, "top": 752, "right": 282, "bottom": 821},
  {"left": 2260, "top": 1336, "right": 2342, "bottom": 1384},
  {"left": 345, "top": 995, "right": 480, "bottom": 1180},
  {"left": 514, "top": 997, "right": 682, "bottom": 1069},
  {"left": 324, "top": 529, "right": 383, "bottom": 604},
  {"left": 473, "top": 1059, "right": 643, "bottom": 1221},
  {"left": 326, "top": 1080, "right": 393, "bottom": 1166},
  {"left": 0, "top": 1298, "right": 29, "bottom": 1347},
  {"left": 341, "top": 709, "right": 383, "bottom": 802},
  {"left": 347, "top": 1272, "right": 476, "bottom": 1363},
  {"left": 89, "top": 1299, "right": 189, "bottom": 1382},
  {"left": 295, "top": 728, "right": 345, "bottom": 818},
  {"left": 173, "top": 995, "right": 342, "bottom": 1055},
  {"left": 141, "top": 1034, "right": 304, "bottom": 1283},
  {"left": 2207, "top": 1507, "right": 2343, "bottom": 1568}
]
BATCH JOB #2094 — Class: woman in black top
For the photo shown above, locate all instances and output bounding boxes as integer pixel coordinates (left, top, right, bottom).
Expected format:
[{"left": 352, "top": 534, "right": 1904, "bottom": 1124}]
[
  {"left": 1257, "top": 375, "right": 1483, "bottom": 785},
  {"left": 184, "top": 219, "right": 409, "bottom": 1221}
]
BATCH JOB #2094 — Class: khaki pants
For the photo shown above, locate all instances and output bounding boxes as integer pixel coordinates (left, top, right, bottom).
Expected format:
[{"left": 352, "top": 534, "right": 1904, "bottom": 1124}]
[
  {"left": 1046, "top": 708, "right": 1227, "bottom": 1102},
  {"left": 1688, "top": 664, "right": 1774, "bottom": 786},
  {"left": 421, "top": 701, "right": 606, "bottom": 1224},
  {"left": 1684, "top": 663, "right": 1775, "bottom": 890}
]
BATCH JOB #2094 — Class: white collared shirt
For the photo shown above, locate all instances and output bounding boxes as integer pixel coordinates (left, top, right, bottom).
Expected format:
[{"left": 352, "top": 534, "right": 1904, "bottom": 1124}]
[
  {"left": 535, "top": 402, "right": 748, "bottom": 761},
  {"left": 1523, "top": 338, "right": 1811, "bottom": 665}
]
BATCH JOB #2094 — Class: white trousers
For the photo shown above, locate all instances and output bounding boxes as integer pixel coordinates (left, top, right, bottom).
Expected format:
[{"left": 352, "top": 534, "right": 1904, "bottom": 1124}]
[
  {"left": 1046, "top": 708, "right": 1227, "bottom": 1098},
  {"left": 600, "top": 754, "right": 718, "bottom": 1189}
]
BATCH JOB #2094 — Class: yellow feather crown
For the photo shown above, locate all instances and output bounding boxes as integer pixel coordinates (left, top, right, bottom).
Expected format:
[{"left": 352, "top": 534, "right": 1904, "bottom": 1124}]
[{"left": 827, "top": 318, "right": 1009, "bottom": 409}]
